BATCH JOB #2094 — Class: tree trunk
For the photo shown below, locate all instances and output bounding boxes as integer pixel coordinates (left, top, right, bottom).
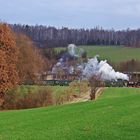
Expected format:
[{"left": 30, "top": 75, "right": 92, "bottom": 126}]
[
  {"left": 0, "top": 92, "right": 5, "bottom": 109},
  {"left": 90, "top": 88, "right": 96, "bottom": 100}
]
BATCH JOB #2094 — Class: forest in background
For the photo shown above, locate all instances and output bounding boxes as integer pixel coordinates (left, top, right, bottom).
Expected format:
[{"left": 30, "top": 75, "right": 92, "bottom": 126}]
[{"left": 11, "top": 24, "right": 140, "bottom": 48}]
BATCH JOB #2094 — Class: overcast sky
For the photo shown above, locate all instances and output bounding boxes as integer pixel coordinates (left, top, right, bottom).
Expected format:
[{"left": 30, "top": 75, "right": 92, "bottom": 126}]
[{"left": 0, "top": 0, "right": 140, "bottom": 30}]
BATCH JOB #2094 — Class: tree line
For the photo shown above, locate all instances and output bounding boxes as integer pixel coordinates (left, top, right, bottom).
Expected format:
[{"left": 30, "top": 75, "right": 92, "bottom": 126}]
[
  {"left": 11, "top": 24, "right": 140, "bottom": 47},
  {"left": 0, "top": 23, "right": 47, "bottom": 108}
]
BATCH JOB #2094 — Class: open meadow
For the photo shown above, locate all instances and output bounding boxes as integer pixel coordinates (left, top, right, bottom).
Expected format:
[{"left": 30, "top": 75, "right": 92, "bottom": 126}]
[
  {"left": 56, "top": 45, "right": 140, "bottom": 62},
  {"left": 0, "top": 87, "right": 140, "bottom": 140}
]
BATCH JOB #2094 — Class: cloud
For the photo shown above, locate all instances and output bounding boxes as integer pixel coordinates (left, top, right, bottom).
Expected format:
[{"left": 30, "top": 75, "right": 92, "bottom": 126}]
[{"left": 0, "top": 0, "right": 140, "bottom": 29}]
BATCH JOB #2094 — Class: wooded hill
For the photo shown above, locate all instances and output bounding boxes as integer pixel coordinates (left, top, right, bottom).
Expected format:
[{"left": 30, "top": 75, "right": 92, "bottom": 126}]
[{"left": 11, "top": 24, "right": 140, "bottom": 48}]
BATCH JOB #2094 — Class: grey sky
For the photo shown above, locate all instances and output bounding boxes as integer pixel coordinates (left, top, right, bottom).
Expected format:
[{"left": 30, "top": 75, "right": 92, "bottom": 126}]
[{"left": 0, "top": 0, "right": 140, "bottom": 29}]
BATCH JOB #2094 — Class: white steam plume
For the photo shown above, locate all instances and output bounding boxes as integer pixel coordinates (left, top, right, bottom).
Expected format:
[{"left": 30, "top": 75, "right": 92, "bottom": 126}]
[
  {"left": 68, "top": 44, "right": 78, "bottom": 57},
  {"left": 82, "top": 56, "right": 129, "bottom": 81},
  {"left": 52, "top": 44, "right": 129, "bottom": 81}
]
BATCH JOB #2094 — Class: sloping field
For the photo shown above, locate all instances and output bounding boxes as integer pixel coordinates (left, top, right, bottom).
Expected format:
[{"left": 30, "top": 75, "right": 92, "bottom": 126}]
[
  {"left": 56, "top": 46, "right": 140, "bottom": 62},
  {"left": 81, "top": 46, "right": 140, "bottom": 62},
  {"left": 0, "top": 88, "right": 140, "bottom": 140}
]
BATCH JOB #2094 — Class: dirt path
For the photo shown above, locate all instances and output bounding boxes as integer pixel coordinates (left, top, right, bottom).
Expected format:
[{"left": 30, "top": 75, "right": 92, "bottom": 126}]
[
  {"left": 95, "top": 88, "right": 105, "bottom": 99},
  {"left": 67, "top": 87, "right": 105, "bottom": 104}
]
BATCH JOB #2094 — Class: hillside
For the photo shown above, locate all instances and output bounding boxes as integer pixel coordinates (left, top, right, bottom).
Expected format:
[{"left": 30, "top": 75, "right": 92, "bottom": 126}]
[
  {"left": 56, "top": 45, "right": 140, "bottom": 62},
  {"left": 0, "top": 87, "right": 140, "bottom": 140},
  {"left": 81, "top": 46, "right": 140, "bottom": 62}
]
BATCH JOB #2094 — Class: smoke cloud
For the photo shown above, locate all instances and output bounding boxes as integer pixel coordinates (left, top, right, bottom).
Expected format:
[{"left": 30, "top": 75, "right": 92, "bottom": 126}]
[
  {"left": 52, "top": 44, "right": 129, "bottom": 81},
  {"left": 67, "top": 44, "right": 78, "bottom": 57},
  {"left": 82, "top": 56, "right": 129, "bottom": 81}
]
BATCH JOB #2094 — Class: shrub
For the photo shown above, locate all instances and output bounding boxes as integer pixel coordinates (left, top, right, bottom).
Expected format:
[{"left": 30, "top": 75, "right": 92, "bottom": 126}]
[
  {"left": 3, "top": 86, "right": 53, "bottom": 110},
  {"left": 89, "top": 76, "right": 104, "bottom": 100},
  {"left": 119, "top": 59, "right": 140, "bottom": 72},
  {"left": 54, "top": 81, "right": 89, "bottom": 105}
]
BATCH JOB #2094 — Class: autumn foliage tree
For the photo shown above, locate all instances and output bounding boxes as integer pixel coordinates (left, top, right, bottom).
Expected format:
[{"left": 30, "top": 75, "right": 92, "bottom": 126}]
[
  {"left": 0, "top": 23, "right": 19, "bottom": 107},
  {"left": 15, "top": 33, "right": 45, "bottom": 84},
  {"left": 0, "top": 50, "right": 8, "bottom": 92}
]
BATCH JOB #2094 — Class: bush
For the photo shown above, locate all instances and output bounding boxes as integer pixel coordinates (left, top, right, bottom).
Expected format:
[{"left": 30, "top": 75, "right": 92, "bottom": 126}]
[
  {"left": 54, "top": 88, "right": 73, "bottom": 105},
  {"left": 3, "top": 86, "right": 53, "bottom": 110},
  {"left": 119, "top": 59, "right": 140, "bottom": 72},
  {"left": 54, "top": 81, "right": 89, "bottom": 105}
]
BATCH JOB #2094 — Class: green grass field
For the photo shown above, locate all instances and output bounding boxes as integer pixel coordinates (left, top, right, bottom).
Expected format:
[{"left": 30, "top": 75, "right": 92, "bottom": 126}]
[
  {"left": 0, "top": 87, "right": 140, "bottom": 140},
  {"left": 56, "top": 45, "right": 140, "bottom": 62}
]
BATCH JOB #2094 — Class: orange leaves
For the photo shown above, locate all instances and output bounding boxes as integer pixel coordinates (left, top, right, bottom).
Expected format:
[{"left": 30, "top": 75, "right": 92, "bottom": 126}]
[
  {"left": 0, "top": 23, "right": 19, "bottom": 92},
  {"left": 0, "top": 50, "right": 8, "bottom": 92},
  {"left": 15, "top": 33, "right": 45, "bottom": 84}
]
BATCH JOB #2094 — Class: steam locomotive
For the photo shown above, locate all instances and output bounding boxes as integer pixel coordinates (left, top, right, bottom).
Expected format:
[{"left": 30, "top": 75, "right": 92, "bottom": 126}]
[{"left": 41, "top": 72, "right": 140, "bottom": 87}]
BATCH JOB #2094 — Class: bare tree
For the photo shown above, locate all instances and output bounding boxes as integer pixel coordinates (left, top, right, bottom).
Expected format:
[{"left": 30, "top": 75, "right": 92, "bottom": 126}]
[
  {"left": 89, "top": 75, "right": 104, "bottom": 100},
  {"left": 10, "top": 24, "right": 140, "bottom": 48}
]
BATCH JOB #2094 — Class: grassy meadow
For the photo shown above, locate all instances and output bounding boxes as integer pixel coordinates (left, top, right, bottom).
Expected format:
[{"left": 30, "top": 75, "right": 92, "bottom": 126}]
[
  {"left": 0, "top": 87, "right": 140, "bottom": 140},
  {"left": 56, "top": 45, "right": 140, "bottom": 62}
]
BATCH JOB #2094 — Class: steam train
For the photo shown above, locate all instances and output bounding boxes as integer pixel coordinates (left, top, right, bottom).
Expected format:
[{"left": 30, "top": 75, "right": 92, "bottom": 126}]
[
  {"left": 42, "top": 79, "right": 127, "bottom": 87},
  {"left": 125, "top": 72, "right": 140, "bottom": 87},
  {"left": 42, "top": 79, "right": 72, "bottom": 86},
  {"left": 42, "top": 79, "right": 129, "bottom": 87},
  {"left": 104, "top": 72, "right": 140, "bottom": 87},
  {"left": 41, "top": 72, "right": 140, "bottom": 87}
]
